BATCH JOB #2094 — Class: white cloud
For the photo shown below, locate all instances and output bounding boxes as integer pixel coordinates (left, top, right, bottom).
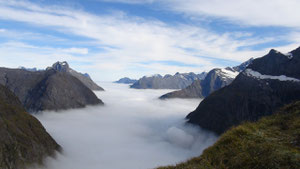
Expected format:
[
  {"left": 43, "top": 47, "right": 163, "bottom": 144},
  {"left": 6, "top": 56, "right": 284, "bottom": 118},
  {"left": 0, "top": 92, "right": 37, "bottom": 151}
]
[
  {"left": 168, "top": 0, "right": 300, "bottom": 28},
  {"left": 104, "top": 0, "right": 300, "bottom": 28},
  {"left": 0, "top": 0, "right": 299, "bottom": 81},
  {"left": 62, "top": 48, "right": 89, "bottom": 55},
  {"left": 34, "top": 83, "right": 217, "bottom": 169}
]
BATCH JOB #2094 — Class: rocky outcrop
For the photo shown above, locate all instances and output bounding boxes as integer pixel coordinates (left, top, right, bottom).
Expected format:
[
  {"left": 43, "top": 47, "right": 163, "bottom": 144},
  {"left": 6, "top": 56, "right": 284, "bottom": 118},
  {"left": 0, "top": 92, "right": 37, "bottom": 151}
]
[
  {"left": 50, "top": 61, "right": 104, "bottom": 91},
  {"left": 0, "top": 67, "right": 103, "bottom": 112},
  {"left": 160, "top": 59, "right": 253, "bottom": 99},
  {"left": 114, "top": 77, "right": 137, "bottom": 84},
  {"left": 130, "top": 72, "right": 207, "bottom": 89},
  {"left": 186, "top": 47, "right": 300, "bottom": 134},
  {"left": 0, "top": 84, "right": 61, "bottom": 169}
]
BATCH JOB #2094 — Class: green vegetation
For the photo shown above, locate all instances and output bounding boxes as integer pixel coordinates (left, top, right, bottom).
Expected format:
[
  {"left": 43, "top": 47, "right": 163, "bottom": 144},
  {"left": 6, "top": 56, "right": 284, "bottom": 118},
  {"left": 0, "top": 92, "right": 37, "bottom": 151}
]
[
  {"left": 0, "top": 85, "right": 60, "bottom": 169},
  {"left": 158, "top": 101, "right": 300, "bottom": 169}
]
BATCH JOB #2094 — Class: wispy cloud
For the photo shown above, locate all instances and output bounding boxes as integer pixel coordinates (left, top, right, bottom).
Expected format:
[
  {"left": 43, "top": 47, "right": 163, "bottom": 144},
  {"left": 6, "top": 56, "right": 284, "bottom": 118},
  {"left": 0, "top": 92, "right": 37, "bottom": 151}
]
[
  {"left": 102, "top": 0, "right": 300, "bottom": 29},
  {"left": 0, "top": 0, "right": 299, "bottom": 81}
]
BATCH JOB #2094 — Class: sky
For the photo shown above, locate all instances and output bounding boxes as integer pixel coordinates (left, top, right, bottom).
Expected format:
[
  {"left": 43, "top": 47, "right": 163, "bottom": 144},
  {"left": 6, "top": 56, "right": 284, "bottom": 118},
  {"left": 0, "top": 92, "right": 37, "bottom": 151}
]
[{"left": 0, "top": 0, "right": 300, "bottom": 81}]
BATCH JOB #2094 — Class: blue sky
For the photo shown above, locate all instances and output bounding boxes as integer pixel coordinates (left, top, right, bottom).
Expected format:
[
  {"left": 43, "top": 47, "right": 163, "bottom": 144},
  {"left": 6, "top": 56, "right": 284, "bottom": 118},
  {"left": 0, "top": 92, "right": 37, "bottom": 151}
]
[{"left": 0, "top": 0, "right": 299, "bottom": 81}]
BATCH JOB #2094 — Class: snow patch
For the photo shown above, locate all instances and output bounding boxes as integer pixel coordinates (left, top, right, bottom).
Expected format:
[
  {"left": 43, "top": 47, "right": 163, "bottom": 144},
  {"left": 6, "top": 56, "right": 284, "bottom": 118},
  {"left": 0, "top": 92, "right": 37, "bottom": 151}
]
[
  {"left": 220, "top": 68, "right": 239, "bottom": 79},
  {"left": 244, "top": 69, "right": 300, "bottom": 82},
  {"left": 284, "top": 52, "right": 293, "bottom": 59}
]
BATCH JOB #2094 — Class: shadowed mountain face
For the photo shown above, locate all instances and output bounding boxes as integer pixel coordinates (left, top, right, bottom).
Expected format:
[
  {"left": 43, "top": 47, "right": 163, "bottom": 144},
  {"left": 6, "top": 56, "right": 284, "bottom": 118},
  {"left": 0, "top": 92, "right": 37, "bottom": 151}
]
[
  {"left": 50, "top": 61, "right": 104, "bottom": 91},
  {"left": 187, "top": 47, "right": 300, "bottom": 134},
  {"left": 0, "top": 67, "right": 103, "bottom": 112},
  {"left": 114, "top": 77, "right": 137, "bottom": 84},
  {"left": 130, "top": 72, "right": 207, "bottom": 89},
  {"left": 160, "top": 59, "right": 253, "bottom": 99},
  {"left": 0, "top": 84, "right": 60, "bottom": 169}
]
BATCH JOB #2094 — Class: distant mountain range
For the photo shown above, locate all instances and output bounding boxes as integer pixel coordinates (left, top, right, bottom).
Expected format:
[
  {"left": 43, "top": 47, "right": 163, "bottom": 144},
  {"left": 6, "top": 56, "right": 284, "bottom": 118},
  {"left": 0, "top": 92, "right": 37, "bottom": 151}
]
[
  {"left": 187, "top": 47, "right": 300, "bottom": 134},
  {"left": 0, "top": 84, "right": 61, "bottom": 169},
  {"left": 0, "top": 61, "right": 103, "bottom": 112},
  {"left": 115, "top": 77, "right": 137, "bottom": 84},
  {"left": 130, "top": 72, "right": 207, "bottom": 89},
  {"left": 160, "top": 59, "right": 253, "bottom": 99}
]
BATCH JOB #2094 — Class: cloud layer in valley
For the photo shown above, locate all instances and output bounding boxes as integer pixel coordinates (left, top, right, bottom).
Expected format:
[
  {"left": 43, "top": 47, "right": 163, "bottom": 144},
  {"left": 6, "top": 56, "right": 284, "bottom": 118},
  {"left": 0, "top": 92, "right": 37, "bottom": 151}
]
[{"left": 33, "top": 83, "right": 217, "bottom": 169}]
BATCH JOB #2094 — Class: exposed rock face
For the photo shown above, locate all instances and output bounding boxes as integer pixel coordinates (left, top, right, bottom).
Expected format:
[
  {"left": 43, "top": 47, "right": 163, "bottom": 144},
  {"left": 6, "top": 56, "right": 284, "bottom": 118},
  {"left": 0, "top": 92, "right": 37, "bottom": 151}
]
[
  {"left": 0, "top": 84, "right": 61, "bottom": 169},
  {"left": 187, "top": 47, "right": 300, "bottom": 134},
  {"left": 130, "top": 72, "right": 207, "bottom": 89},
  {"left": 115, "top": 77, "right": 137, "bottom": 84},
  {"left": 49, "top": 61, "right": 104, "bottom": 91},
  {"left": 160, "top": 59, "right": 253, "bottom": 99},
  {"left": 0, "top": 67, "right": 103, "bottom": 112}
]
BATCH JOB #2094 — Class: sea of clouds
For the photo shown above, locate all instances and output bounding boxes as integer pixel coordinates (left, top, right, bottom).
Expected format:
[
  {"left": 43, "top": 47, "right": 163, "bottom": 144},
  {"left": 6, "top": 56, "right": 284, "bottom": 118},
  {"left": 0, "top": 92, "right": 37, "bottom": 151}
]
[{"left": 34, "top": 82, "right": 217, "bottom": 169}]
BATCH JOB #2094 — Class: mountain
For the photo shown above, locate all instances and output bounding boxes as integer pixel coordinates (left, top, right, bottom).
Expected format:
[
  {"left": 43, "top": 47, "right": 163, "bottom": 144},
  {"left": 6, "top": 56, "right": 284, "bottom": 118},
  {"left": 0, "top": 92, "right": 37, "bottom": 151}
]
[
  {"left": 158, "top": 101, "right": 300, "bottom": 169},
  {"left": 160, "top": 59, "right": 253, "bottom": 99},
  {"left": 18, "top": 66, "right": 41, "bottom": 72},
  {"left": 49, "top": 61, "right": 104, "bottom": 91},
  {"left": 115, "top": 77, "right": 137, "bottom": 84},
  {"left": 130, "top": 72, "right": 207, "bottom": 89},
  {"left": 187, "top": 47, "right": 300, "bottom": 134},
  {"left": 0, "top": 66, "right": 103, "bottom": 112},
  {"left": 0, "top": 84, "right": 61, "bottom": 169}
]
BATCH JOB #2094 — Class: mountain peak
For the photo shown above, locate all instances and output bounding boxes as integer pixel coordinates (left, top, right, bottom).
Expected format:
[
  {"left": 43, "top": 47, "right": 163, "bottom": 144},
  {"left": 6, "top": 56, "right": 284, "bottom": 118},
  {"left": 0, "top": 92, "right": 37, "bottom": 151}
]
[
  {"left": 269, "top": 49, "right": 279, "bottom": 54},
  {"left": 52, "top": 61, "right": 70, "bottom": 72}
]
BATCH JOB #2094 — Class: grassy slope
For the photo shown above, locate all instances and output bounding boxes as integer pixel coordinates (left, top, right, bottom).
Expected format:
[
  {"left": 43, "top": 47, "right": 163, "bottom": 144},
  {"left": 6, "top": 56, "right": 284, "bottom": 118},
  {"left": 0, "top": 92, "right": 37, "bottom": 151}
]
[
  {"left": 158, "top": 102, "right": 300, "bottom": 169},
  {"left": 0, "top": 85, "right": 60, "bottom": 169}
]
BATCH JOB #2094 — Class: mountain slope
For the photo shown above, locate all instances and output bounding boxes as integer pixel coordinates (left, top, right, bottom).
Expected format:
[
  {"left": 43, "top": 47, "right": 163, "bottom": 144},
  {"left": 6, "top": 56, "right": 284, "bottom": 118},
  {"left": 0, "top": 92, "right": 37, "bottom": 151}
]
[
  {"left": 187, "top": 47, "right": 300, "bottom": 134},
  {"left": 130, "top": 72, "right": 207, "bottom": 89},
  {"left": 0, "top": 67, "right": 103, "bottom": 112},
  {"left": 158, "top": 101, "right": 300, "bottom": 169},
  {"left": 160, "top": 59, "right": 252, "bottom": 99},
  {"left": 50, "top": 61, "right": 104, "bottom": 91},
  {"left": 0, "top": 84, "right": 61, "bottom": 169},
  {"left": 114, "top": 77, "right": 137, "bottom": 84}
]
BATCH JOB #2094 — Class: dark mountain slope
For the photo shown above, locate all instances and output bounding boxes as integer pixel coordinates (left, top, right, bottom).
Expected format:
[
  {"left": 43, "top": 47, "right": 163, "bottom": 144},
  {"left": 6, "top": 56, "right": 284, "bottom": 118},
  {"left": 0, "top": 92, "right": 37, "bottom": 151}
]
[
  {"left": 187, "top": 47, "right": 300, "bottom": 134},
  {"left": 0, "top": 68, "right": 103, "bottom": 112},
  {"left": 158, "top": 101, "right": 300, "bottom": 169},
  {"left": 0, "top": 84, "right": 60, "bottom": 169}
]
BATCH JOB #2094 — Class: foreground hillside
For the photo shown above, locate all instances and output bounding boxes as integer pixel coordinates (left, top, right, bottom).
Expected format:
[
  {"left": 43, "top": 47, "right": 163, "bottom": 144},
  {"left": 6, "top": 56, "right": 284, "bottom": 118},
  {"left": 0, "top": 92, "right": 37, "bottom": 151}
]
[
  {"left": 0, "top": 84, "right": 60, "bottom": 169},
  {"left": 158, "top": 101, "right": 300, "bottom": 169}
]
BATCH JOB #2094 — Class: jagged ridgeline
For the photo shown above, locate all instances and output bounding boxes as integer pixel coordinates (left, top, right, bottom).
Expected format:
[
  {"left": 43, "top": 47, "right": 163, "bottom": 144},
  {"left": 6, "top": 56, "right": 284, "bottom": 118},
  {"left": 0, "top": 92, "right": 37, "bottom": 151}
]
[
  {"left": 158, "top": 101, "right": 300, "bottom": 169},
  {"left": 160, "top": 58, "right": 253, "bottom": 99},
  {"left": 50, "top": 61, "right": 104, "bottom": 91},
  {"left": 130, "top": 72, "right": 207, "bottom": 89},
  {"left": 0, "top": 61, "right": 104, "bottom": 112},
  {"left": 187, "top": 47, "right": 300, "bottom": 134},
  {"left": 0, "top": 84, "right": 61, "bottom": 169}
]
